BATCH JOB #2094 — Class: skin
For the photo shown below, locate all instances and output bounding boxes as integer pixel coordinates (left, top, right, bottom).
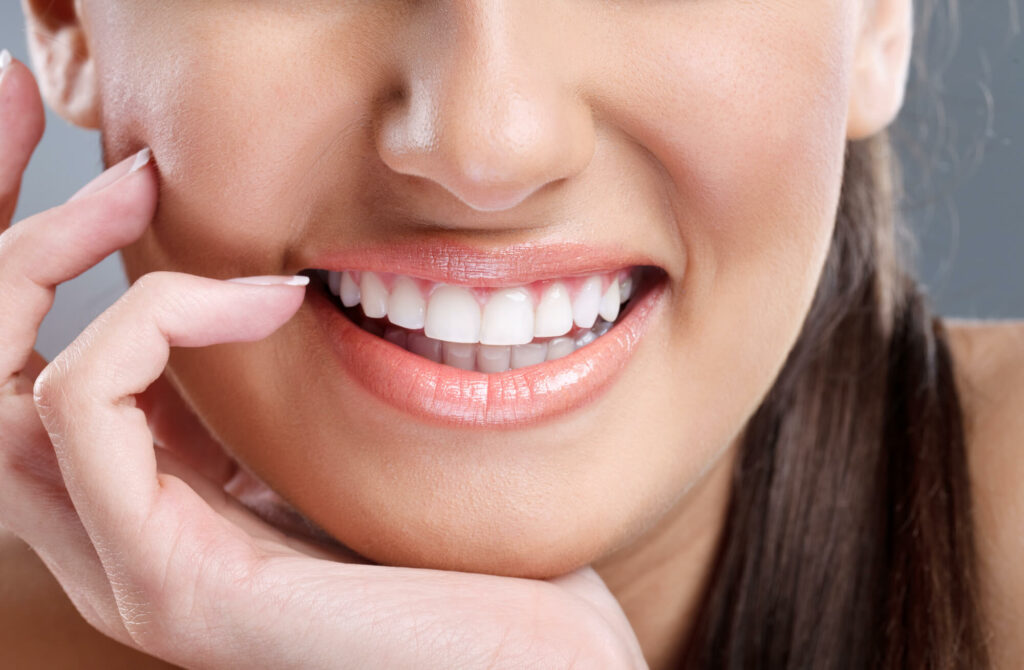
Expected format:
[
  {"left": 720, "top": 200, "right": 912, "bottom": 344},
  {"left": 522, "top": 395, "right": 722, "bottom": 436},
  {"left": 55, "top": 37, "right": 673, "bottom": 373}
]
[{"left": 3, "top": 0, "right": 1022, "bottom": 668}]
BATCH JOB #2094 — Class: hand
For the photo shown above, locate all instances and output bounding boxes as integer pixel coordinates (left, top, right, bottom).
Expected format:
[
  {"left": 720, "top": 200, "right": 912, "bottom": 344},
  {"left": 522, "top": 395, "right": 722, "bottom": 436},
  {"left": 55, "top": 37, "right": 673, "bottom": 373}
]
[{"left": 0, "top": 56, "right": 647, "bottom": 669}]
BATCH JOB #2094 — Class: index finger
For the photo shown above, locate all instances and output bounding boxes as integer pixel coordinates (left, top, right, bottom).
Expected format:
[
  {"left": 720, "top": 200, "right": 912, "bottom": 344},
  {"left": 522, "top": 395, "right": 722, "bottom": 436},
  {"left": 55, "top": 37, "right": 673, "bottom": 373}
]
[{"left": 32, "top": 272, "right": 308, "bottom": 556}]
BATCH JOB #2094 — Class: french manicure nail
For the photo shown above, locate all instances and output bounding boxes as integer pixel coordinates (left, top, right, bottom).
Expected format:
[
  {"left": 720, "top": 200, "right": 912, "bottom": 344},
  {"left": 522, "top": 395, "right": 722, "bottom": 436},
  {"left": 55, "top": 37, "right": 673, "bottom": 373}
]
[
  {"left": 69, "top": 147, "right": 153, "bottom": 202},
  {"left": 0, "top": 49, "right": 12, "bottom": 75},
  {"left": 227, "top": 275, "right": 310, "bottom": 287},
  {"left": 128, "top": 147, "right": 152, "bottom": 174}
]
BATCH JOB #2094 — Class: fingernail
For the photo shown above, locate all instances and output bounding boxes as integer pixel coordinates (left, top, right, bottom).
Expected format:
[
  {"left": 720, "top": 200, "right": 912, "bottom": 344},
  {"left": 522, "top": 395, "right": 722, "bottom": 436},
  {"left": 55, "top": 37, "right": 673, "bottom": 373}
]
[
  {"left": 0, "top": 49, "right": 12, "bottom": 76},
  {"left": 227, "top": 275, "right": 311, "bottom": 287},
  {"left": 69, "top": 147, "right": 152, "bottom": 202},
  {"left": 128, "top": 147, "right": 152, "bottom": 174}
]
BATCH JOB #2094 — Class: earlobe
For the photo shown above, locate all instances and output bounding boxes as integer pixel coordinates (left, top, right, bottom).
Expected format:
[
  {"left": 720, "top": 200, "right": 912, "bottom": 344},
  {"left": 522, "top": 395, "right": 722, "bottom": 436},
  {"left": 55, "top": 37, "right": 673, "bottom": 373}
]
[
  {"left": 21, "top": 0, "right": 101, "bottom": 130},
  {"left": 846, "top": 0, "right": 913, "bottom": 140}
]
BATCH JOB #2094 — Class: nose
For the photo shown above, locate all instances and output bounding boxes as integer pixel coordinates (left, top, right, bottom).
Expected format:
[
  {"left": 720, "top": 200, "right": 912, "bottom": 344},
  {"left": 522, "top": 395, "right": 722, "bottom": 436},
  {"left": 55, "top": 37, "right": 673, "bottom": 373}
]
[{"left": 375, "top": 2, "right": 595, "bottom": 213}]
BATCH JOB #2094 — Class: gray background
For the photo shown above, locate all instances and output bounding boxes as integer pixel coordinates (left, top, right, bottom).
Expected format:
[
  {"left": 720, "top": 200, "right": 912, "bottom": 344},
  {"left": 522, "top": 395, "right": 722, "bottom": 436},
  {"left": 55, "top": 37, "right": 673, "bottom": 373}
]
[{"left": 2, "top": 4, "right": 1021, "bottom": 362}]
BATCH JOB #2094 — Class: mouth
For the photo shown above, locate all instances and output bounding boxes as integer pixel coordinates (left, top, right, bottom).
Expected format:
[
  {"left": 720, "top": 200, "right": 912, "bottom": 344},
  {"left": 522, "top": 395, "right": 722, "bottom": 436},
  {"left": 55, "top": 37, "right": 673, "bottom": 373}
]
[{"left": 302, "top": 245, "right": 669, "bottom": 427}]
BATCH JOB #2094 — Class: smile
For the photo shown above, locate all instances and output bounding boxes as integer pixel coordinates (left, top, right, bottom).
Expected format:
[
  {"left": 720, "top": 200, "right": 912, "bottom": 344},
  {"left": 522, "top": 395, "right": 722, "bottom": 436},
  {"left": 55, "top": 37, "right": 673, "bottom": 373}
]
[
  {"left": 302, "top": 243, "right": 669, "bottom": 427},
  {"left": 314, "top": 267, "right": 643, "bottom": 373}
]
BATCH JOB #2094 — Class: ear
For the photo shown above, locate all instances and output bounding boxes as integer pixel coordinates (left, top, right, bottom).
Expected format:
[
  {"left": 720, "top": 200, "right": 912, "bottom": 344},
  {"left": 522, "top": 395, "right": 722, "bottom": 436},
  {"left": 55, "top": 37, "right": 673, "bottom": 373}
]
[
  {"left": 20, "top": 0, "right": 100, "bottom": 129},
  {"left": 846, "top": 0, "right": 913, "bottom": 140}
]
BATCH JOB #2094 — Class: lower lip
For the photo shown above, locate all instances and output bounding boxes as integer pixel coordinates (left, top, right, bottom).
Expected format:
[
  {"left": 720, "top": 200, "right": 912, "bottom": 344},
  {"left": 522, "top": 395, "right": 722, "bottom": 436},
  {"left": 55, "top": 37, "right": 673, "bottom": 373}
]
[{"left": 312, "top": 277, "right": 666, "bottom": 428}]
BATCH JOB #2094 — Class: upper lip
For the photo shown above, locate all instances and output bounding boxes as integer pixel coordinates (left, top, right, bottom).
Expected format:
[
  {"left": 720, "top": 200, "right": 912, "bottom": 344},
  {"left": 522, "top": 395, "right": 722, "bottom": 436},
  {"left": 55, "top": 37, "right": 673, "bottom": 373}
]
[{"left": 300, "top": 240, "right": 665, "bottom": 287}]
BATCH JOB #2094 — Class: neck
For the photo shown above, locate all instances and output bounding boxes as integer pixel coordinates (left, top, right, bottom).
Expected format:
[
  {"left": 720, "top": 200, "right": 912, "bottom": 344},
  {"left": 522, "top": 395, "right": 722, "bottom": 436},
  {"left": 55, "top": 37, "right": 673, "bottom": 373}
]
[{"left": 592, "top": 441, "right": 738, "bottom": 670}]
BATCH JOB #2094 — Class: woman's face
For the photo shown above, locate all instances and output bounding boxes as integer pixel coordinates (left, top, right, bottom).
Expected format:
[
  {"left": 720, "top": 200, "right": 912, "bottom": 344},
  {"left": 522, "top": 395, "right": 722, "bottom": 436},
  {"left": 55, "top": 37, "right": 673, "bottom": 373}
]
[{"left": 74, "top": 1, "right": 864, "bottom": 577}]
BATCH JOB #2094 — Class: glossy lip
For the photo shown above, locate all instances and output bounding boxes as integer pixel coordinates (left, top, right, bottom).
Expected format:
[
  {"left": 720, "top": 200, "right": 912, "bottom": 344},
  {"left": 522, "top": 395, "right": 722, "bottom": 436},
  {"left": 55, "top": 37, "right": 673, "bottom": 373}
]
[
  {"left": 303, "top": 240, "right": 665, "bottom": 287},
  {"left": 311, "top": 270, "right": 667, "bottom": 428}
]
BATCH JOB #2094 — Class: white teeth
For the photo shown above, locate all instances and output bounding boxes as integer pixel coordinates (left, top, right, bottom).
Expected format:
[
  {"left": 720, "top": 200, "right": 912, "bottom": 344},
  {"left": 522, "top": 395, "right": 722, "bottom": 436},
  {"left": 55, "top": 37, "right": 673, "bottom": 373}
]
[
  {"left": 325, "top": 268, "right": 643, "bottom": 362},
  {"left": 408, "top": 332, "right": 443, "bottom": 363},
  {"left": 598, "top": 279, "right": 620, "bottom": 322},
  {"left": 480, "top": 288, "right": 534, "bottom": 346},
  {"left": 425, "top": 285, "right": 482, "bottom": 344},
  {"left": 442, "top": 342, "right": 477, "bottom": 370},
  {"left": 511, "top": 342, "right": 548, "bottom": 369},
  {"left": 477, "top": 345, "right": 511, "bottom": 374},
  {"left": 360, "top": 272, "right": 388, "bottom": 319},
  {"left": 572, "top": 276, "right": 602, "bottom": 329},
  {"left": 340, "top": 271, "right": 361, "bottom": 307},
  {"left": 533, "top": 282, "right": 573, "bottom": 338},
  {"left": 388, "top": 276, "right": 426, "bottom": 329}
]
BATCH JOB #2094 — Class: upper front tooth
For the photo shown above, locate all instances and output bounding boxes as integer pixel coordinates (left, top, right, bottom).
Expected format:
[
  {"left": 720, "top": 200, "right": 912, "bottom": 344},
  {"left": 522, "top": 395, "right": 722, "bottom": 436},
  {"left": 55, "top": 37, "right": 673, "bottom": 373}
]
[
  {"left": 425, "top": 285, "right": 482, "bottom": 343},
  {"left": 388, "top": 276, "right": 426, "bottom": 329},
  {"left": 340, "top": 271, "right": 361, "bottom": 307},
  {"left": 481, "top": 288, "right": 534, "bottom": 346},
  {"left": 598, "top": 279, "right": 620, "bottom": 321},
  {"left": 533, "top": 282, "right": 573, "bottom": 338},
  {"left": 572, "top": 276, "right": 602, "bottom": 329},
  {"left": 360, "top": 271, "right": 388, "bottom": 318},
  {"left": 328, "top": 271, "right": 342, "bottom": 296}
]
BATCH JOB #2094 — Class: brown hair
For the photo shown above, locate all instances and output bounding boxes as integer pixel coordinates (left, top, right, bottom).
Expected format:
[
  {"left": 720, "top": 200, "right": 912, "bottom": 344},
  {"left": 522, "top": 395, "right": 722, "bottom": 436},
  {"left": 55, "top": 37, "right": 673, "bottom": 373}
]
[{"left": 679, "top": 2, "right": 990, "bottom": 667}]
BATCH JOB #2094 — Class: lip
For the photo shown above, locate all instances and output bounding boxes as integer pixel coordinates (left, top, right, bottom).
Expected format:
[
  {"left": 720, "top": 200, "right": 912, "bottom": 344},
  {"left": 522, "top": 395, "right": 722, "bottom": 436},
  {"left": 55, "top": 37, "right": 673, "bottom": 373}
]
[
  {"left": 310, "top": 268, "right": 667, "bottom": 428},
  {"left": 304, "top": 240, "right": 665, "bottom": 287}
]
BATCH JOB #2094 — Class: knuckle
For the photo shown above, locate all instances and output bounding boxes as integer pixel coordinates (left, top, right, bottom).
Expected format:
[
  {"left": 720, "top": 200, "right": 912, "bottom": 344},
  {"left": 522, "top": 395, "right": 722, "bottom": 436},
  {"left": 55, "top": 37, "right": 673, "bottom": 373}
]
[{"left": 31, "top": 346, "right": 85, "bottom": 424}]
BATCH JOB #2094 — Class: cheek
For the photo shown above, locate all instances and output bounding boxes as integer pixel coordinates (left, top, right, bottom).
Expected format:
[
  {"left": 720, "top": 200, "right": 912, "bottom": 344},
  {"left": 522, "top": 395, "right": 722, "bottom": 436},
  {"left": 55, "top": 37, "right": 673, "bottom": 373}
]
[
  {"left": 91, "top": 5, "right": 394, "bottom": 277},
  {"left": 588, "top": 4, "right": 857, "bottom": 452}
]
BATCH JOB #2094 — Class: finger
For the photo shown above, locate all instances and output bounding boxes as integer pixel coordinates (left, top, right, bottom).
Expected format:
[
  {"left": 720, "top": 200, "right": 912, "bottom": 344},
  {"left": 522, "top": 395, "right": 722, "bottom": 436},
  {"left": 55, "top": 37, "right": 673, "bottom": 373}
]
[
  {"left": 0, "top": 51, "right": 46, "bottom": 228},
  {"left": 134, "top": 373, "right": 237, "bottom": 485},
  {"left": 0, "top": 148, "right": 155, "bottom": 388},
  {"left": 32, "top": 272, "right": 308, "bottom": 557}
]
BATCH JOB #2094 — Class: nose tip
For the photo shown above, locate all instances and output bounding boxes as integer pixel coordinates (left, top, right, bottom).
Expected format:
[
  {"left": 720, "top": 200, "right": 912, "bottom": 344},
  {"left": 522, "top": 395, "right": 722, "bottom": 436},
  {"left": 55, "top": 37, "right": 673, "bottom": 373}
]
[{"left": 376, "top": 60, "right": 594, "bottom": 214}]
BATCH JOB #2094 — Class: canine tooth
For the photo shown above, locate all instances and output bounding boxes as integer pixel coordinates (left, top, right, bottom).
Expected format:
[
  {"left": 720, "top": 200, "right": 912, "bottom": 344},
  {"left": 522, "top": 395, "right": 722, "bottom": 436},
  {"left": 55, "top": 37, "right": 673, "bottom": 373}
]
[
  {"left": 360, "top": 271, "right": 388, "bottom": 319},
  {"left": 408, "top": 333, "right": 443, "bottom": 363},
  {"left": 425, "top": 286, "right": 481, "bottom": 343},
  {"left": 572, "top": 276, "right": 602, "bottom": 329},
  {"left": 442, "top": 342, "right": 477, "bottom": 370},
  {"left": 384, "top": 326, "right": 408, "bottom": 348},
  {"left": 547, "top": 337, "right": 575, "bottom": 361},
  {"left": 598, "top": 279, "right": 620, "bottom": 321},
  {"left": 328, "top": 271, "right": 342, "bottom": 296},
  {"left": 387, "top": 276, "right": 426, "bottom": 329},
  {"left": 511, "top": 342, "right": 547, "bottom": 369},
  {"left": 477, "top": 345, "right": 511, "bottom": 373},
  {"left": 341, "top": 271, "right": 361, "bottom": 307},
  {"left": 480, "top": 288, "right": 534, "bottom": 346},
  {"left": 533, "top": 282, "right": 573, "bottom": 337}
]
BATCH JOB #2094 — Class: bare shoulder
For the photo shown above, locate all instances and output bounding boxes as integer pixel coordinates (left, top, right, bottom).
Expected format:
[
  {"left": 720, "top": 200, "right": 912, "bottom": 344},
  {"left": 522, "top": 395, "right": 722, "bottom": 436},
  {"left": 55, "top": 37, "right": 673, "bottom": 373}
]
[
  {"left": 0, "top": 528, "right": 177, "bottom": 669},
  {"left": 945, "top": 318, "right": 1024, "bottom": 668}
]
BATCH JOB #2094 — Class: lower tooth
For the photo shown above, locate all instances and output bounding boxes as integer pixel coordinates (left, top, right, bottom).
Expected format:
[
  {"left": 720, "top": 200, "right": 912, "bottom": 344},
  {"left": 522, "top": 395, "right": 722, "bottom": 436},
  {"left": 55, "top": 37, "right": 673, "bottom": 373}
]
[
  {"left": 407, "top": 332, "right": 443, "bottom": 363},
  {"left": 380, "top": 317, "right": 616, "bottom": 370},
  {"left": 384, "top": 326, "right": 408, "bottom": 348},
  {"left": 592, "top": 319, "right": 613, "bottom": 337},
  {"left": 547, "top": 337, "right": 575, "bottom": 361},
  {"left": 574, "top": 330, "right": 597, "bottom": 349},
  {"left": 443, "top": 342, "right": 476, "bottom": 371},
  {"left": 511, "top": 342, "right": 548, "bottom": 369},
  {"left": 477, "top": 345, "right": 511, "bottom": 374}
]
